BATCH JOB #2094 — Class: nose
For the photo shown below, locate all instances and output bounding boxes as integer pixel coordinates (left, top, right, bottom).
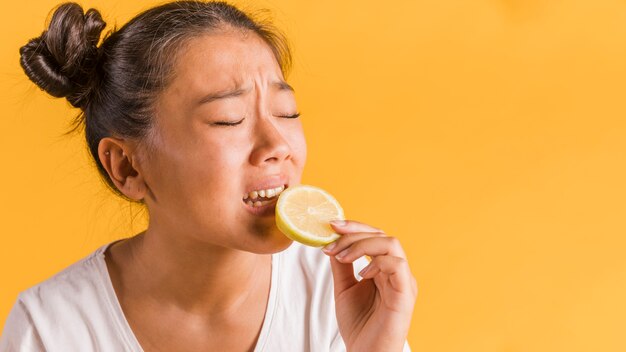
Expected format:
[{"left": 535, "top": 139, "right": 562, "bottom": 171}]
[{"left": 249, "top": 114, "right": 292, "bottom": 166}]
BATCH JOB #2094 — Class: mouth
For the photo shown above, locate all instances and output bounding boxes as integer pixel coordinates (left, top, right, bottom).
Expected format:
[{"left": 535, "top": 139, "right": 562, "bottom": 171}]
[{"left": 242, "top": 183, "right": 289, "bottom": 216}]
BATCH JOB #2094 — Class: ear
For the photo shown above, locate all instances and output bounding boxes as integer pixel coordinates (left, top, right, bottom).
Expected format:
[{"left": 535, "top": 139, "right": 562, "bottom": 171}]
[{"left": 97, "top": 137, "right": 147, "bottom": 201}]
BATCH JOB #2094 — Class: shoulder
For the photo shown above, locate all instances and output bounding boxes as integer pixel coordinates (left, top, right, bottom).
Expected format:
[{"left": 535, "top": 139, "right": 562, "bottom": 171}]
[
  {"left": 0, "top": 243, "right": 123, "bottom": 349},
  {"left": 19, "top": 243, "right": 110, "bottom": 309},
  {"left": 0, "top": 295, "right": 45, "bottom": 351}
]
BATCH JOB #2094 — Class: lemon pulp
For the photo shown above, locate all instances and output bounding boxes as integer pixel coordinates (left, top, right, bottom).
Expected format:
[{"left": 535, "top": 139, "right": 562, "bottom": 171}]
[{"left": 275, "top": 184, "right": 344, "bottom": 247}]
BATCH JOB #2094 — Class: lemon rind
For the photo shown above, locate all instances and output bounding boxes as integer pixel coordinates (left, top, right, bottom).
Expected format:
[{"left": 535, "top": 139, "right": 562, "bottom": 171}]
[{"left": 275, "top": 184, "right": 344, "bottom": 247}]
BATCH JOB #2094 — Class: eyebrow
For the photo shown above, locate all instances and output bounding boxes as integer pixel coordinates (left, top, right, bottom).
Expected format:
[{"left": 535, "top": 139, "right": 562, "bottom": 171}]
[{"left": 198, "top": 80, "right": 295, "bottom": 105}]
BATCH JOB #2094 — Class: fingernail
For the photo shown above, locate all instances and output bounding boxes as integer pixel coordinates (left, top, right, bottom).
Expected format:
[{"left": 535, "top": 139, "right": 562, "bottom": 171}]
[
  {"left": 359, "top": 265, "right": 371, "bottom": 277},
  {"left": 330, "top": 220, "right": 346, "bottom": 226},
  {"left": 335, "top": 249, "right": 349, "bottom": 260},
  {"left": 322, "top": 242, "right": 336, "bottom": 252}
]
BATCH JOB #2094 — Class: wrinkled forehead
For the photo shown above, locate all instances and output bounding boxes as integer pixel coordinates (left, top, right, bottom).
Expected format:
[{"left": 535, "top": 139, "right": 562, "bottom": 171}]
[{"left": 171, "top": 30, "right": 284, "bottom": 92}]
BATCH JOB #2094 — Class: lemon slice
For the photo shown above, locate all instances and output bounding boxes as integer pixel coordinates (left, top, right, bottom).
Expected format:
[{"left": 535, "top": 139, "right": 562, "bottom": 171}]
[{"left": 275, "top": 184, "right": 344, "bottom": 247}]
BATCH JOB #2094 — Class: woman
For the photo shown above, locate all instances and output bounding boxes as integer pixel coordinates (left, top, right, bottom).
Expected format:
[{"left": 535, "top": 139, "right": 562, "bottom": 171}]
[{"left": 1, "top": 1, "right": 417, "bottom": 351}]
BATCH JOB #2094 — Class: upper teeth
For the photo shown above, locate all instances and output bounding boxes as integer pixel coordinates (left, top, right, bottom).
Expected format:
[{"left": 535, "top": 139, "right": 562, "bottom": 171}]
[{"left": 244, "top": 185, "right": 285, "bottom": 200}]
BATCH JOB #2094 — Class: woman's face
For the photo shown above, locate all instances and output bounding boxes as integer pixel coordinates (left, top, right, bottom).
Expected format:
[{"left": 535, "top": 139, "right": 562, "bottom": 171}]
[{"left": 139, "top": 29, "right": 306, "bottom": 253}]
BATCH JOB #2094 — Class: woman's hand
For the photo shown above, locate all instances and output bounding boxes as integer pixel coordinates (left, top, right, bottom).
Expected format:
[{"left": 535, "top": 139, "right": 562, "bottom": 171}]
[{"left": 322, "top": 220, "right": 417, "bottom": 352}]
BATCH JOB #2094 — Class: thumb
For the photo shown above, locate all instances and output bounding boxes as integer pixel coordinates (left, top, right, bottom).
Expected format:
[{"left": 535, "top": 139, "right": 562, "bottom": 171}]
[{"left": 329, "top": 254, "right": 358, "bottom": 297}]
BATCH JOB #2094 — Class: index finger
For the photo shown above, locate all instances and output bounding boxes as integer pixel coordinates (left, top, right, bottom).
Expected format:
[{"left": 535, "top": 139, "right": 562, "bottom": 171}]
[{"left": 329, "top": 219, "right": 384, "bottom": 234}]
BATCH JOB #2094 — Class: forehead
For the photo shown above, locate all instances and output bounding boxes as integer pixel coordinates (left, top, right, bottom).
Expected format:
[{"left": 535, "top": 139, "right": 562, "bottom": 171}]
[{"left": 171, "top": 30, "right": 282, "bottom": 90}]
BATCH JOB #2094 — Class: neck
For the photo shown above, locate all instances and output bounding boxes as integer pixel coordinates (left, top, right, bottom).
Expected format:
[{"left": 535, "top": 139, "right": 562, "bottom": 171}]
[{"left": 122, "top": 227, "right": 271, "bottom": 317}]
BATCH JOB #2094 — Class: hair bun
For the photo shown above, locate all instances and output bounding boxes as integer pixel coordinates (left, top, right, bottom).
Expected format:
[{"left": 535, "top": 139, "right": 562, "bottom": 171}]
[{"left": 19, "top": 2, "right": 106, "bottom": 109}]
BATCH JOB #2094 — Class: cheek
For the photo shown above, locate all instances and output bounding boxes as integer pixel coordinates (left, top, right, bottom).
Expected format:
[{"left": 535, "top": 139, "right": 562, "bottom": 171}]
[
  {"left": 182, "top": 161, "right": 242, "bottom": 229},
  {"left": 154, "top": 136, "right": 238, "bottom": 203},
  {"left": 288, "top": 122, "right": 307, "bottom": 164},
  {"left": 189, "top": 148, "right": 241, "bottom": 195}
]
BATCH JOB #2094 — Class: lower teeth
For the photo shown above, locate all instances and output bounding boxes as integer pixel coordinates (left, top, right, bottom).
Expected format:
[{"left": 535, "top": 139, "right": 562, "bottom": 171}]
[{"left": 246, "top": 198, "right": 275, "bottom": 207}]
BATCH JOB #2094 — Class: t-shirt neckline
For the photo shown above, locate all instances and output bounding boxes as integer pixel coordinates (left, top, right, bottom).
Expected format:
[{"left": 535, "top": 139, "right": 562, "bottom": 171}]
[{"left": 93, "top": 240, "right": 280, "bottom": 352}]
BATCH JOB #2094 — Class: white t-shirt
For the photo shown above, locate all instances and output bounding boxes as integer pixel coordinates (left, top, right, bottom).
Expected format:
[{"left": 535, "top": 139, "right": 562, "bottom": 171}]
[{"left": 1, "top": 240, "right": 411, "bottom": 351}]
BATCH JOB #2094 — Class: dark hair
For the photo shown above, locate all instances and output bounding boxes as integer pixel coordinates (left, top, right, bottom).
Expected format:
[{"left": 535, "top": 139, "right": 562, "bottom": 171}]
[{"left": 19, "top": 1, "right": 293, "bottom": 202}]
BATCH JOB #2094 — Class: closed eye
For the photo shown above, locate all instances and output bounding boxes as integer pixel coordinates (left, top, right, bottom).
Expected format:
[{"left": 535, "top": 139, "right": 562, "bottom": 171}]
[
  {"left": 213, "top": 119, "right": 244, "bottom": 126},
  {"left": 281, "top": 112, "right": 301, "bottom": 119},
  {"left": 213, "top": 112, "right": 301, "bottom": 127}
]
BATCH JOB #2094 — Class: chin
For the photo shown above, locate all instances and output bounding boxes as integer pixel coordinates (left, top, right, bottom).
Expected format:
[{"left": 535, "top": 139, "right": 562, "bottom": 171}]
[
  {"left": 260, "top": 231, "right": 294, "bottom": 254},
  {"left": 244, "top": 226, "right": 294, "bottom": 254}
]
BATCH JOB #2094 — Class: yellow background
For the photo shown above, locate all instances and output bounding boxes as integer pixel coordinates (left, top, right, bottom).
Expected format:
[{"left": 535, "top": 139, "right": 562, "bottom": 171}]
[{"left": 1, "top": 0, "right": 625, "bottom": 350}]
